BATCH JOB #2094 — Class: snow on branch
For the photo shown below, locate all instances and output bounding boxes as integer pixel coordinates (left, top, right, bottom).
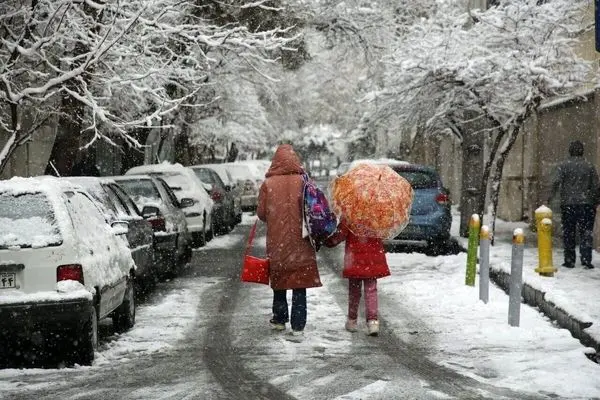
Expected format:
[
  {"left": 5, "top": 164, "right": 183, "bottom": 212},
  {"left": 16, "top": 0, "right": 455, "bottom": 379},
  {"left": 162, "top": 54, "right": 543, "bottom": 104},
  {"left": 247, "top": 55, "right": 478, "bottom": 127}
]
[
  {"left": 0, "top": 0, "right": 296, "bottom": 166},
  {"left": 368, "top": 0, "right": 594, "bottom": 138}
]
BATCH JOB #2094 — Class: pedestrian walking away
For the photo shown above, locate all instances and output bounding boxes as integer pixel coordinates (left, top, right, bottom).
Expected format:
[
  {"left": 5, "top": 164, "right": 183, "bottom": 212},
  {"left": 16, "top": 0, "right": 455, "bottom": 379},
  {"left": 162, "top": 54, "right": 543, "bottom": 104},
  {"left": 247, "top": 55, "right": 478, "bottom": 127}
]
[
  {"left": 257, "top": 144, "right": 322, "bottom": 338},
  {"left": 324, "top": 217, "right": 391, "bottom": 336},
  {"left": 549, "top": 140, "right": 600, "bottom": 269}
]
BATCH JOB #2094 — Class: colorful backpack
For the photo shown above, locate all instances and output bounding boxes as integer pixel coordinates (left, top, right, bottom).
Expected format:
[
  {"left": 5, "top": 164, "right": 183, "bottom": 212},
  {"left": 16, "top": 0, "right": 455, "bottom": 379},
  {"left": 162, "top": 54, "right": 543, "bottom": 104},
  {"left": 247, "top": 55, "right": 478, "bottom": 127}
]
[{"left": 302, "top": 173, "right": 337, "bottom": 247}]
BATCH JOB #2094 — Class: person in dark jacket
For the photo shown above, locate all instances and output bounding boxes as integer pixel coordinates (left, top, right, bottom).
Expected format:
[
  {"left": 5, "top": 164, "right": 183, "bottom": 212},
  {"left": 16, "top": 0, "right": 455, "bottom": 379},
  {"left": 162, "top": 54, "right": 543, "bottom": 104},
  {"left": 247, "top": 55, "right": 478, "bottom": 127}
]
[{"left": 549, "top": 140, "right": 600, "bottom": 269}]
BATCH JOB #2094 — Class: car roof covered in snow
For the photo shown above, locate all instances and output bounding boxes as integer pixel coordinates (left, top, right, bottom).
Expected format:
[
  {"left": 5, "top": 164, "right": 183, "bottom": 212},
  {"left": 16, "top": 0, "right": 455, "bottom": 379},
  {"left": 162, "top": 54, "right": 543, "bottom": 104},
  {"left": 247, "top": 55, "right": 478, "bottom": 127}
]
[
  {"left": 125, "top": 162, "right": 191, "bottom": 176},
  {"left": 0, "top": 176, "right": 80, "bottom": 197}
]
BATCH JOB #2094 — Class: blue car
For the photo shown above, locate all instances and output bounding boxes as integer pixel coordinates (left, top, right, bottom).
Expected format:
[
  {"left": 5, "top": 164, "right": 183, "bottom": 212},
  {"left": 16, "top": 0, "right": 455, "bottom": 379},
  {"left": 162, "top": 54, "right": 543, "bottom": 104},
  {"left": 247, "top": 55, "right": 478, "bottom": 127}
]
[
  {"left": 340, "top": 159, "right": 458, "bottom": 254},
  {"left": 383, "top": 163, "right": 452, "bottom": 250}
]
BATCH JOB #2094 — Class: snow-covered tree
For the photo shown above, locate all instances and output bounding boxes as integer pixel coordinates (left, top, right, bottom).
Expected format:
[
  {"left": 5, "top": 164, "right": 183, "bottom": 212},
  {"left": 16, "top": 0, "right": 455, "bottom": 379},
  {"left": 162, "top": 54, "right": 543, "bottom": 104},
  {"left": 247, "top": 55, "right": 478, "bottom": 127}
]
[
  {"left": 366, "top": 0, "right": 594, "bottom": 234},
  {"left": 0, "top": 0, "right": 297, "bottom": 174}
]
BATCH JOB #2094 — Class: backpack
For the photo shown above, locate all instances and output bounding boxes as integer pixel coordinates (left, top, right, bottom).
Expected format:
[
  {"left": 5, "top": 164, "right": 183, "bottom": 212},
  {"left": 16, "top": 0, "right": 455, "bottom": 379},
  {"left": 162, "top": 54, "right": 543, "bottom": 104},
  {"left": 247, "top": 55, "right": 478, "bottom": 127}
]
[{"left": 302, "top": 173, "right": 337, "bottom": 247}]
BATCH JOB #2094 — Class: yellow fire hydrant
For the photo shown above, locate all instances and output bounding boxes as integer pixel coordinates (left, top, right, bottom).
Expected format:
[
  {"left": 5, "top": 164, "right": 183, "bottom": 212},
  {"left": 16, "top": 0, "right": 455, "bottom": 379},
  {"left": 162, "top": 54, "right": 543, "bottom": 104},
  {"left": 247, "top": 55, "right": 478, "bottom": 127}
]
[{"left": 534, "top": 205, "right": 557, "bottom": 277}]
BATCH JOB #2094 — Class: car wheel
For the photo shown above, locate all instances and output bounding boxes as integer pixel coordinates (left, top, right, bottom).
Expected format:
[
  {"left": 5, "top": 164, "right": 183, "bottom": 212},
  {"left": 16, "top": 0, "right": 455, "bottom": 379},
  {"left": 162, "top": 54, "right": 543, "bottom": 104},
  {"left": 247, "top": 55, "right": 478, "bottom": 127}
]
[
  {"left": 206, "top": 213, "right": 214, "bottom": 242},
  {"left": 113, "top": 277, "right": 136, "bottom": 333},
  {"left": 75, "top": 305, "right": 98, "bottom": 366},
  {"left": 193, "top": 215, "right": 207, "bottom": 247},
  {"left": 183, "top": 244, "right": 192, "bottom": 264}
]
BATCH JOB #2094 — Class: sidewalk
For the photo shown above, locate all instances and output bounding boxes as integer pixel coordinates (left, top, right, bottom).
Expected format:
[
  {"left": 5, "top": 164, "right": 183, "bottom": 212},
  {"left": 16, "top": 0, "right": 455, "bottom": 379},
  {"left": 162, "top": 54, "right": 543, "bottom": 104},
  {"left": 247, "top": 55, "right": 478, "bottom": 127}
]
[{"left": 458, "top": 210, "right": 600, "bottom": 359}]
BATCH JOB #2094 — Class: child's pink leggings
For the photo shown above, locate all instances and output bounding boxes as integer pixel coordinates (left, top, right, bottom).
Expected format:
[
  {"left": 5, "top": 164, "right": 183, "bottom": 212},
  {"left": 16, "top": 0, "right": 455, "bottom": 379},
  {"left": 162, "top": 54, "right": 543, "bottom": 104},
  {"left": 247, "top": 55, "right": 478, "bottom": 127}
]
[{"left": 348, "top": 278, "right": 378, "bottom": 321}]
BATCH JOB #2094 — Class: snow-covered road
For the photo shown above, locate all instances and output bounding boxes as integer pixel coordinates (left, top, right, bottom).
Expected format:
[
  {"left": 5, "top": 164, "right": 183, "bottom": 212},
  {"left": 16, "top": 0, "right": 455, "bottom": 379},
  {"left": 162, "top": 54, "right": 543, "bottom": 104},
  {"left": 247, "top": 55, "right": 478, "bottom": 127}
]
[{"left": 0, "top": 221, "right": 569, "bottom": 399}]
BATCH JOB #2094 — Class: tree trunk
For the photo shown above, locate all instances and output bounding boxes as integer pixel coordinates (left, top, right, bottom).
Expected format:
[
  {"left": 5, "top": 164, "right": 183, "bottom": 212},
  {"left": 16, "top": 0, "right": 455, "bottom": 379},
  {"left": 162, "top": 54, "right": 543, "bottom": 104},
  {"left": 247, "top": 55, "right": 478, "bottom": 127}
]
[
  {"left": 490, "top": 127, "right": 521, "bottom": 243},
  {"left": 45, "top": 2, "right": 103, "bottom": 176},
  {"left": 47, "top": 91, "right": 84, "bottom": 175},
  {"left": 459, "top": 129, "right": 485, "bottom": 237}
]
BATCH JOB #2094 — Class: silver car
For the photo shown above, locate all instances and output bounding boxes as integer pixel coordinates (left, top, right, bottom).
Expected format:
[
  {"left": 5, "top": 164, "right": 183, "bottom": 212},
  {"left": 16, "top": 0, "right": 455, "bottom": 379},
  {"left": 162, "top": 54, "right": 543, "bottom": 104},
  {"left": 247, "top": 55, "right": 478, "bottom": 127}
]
[{"left": 113, "top": 175, "right": 192, "bottom": 279}]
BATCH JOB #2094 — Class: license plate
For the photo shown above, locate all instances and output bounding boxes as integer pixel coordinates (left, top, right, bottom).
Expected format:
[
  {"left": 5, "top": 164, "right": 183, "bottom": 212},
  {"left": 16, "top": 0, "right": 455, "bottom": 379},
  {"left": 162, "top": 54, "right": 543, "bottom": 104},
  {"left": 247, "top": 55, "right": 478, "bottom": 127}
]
[{"left": 0, "top": 273, "right": 16, "bottom": 289}]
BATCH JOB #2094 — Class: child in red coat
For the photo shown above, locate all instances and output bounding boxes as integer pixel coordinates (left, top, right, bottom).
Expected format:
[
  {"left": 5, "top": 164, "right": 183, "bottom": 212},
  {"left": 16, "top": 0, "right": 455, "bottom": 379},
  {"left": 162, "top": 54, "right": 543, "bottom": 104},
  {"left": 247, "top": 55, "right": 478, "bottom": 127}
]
[{"left": 324, "top": 217, "right": 390, "bottom": 336}]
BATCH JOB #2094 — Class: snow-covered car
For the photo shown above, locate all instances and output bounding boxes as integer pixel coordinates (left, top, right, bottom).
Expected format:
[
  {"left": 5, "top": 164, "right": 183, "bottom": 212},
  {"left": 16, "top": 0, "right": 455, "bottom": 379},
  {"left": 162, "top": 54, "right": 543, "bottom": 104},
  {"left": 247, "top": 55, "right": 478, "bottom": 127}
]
[
  {"left": 198, "top": 163, "right": 243, "bottom": 224},
  {"left": 112, "top": 175, "right": 192, "bottom": 276},
  {"left": 125, "top": 163, "right": 214, "bottom": 247},
  {"left": 62, "top": 177, "right": 155, "bottom": 287},
  {"left": 0, "top": 177, "right": 136, "bottom": 366},
  {"left": 190, "top": 165, "right": 237, "bottom": 234},
  {"left": 222, "top": 163, "right": 261, "bottom": 212}
]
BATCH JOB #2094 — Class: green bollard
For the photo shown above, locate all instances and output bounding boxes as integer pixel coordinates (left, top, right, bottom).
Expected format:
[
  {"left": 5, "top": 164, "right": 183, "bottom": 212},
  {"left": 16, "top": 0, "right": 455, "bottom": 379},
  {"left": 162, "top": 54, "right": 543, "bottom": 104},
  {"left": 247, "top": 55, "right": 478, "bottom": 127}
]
[{"left": 465, "top": 214, "right": 481, "bottom": 287}]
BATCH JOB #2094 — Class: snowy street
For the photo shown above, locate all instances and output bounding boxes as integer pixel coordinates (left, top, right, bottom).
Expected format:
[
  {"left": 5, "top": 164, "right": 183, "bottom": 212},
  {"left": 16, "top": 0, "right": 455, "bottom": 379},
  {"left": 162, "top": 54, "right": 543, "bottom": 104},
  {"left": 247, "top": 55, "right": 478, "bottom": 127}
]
[{"left": 1, "top": 214, "right": 598, "bottom": 399}]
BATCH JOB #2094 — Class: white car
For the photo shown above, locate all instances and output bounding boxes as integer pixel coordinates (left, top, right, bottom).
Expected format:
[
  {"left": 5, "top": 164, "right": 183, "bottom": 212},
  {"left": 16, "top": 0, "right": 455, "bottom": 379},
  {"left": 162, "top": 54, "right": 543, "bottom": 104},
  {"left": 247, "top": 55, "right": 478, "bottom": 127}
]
[
  {"left": 0, "top": 177, "right": 136, "bottom": 365},
  {"left": 125, "top": 163, "right": 214, "bottom": 247}
]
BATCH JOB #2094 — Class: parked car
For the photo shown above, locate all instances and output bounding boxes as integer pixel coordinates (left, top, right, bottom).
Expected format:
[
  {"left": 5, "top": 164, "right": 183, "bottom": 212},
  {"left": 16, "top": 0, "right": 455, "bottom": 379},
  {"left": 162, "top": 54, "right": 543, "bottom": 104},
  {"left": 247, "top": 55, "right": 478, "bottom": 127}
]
[
  {"left": 199, "top": 163, "right": 243, "bottom": 224},
  {"left": 190, "top": 166, "right": 236, "bottom": 234},
  {"left": 222, "top": 163, "right": 260, "bottom": 212},
  {"left": 343, "top": 159, "right": 455, "bottom": 255},
  {"left": 0, "top": 177, "right": 136, "bottom": 365},
  {"left": 112, "top": 175, "right": 192, "bottom": 277},
  {"left": 125, "top": 163, "right": 214, "bottom": 247},
  {"left": 62, "top": 177, "right": 155, "bottom": 287}
]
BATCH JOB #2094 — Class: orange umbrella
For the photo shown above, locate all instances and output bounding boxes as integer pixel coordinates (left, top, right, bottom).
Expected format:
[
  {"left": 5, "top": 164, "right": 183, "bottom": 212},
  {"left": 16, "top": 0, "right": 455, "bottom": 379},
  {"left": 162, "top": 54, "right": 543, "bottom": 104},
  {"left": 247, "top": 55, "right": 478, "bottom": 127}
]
[{"left": 330, "top": 163, "right": 414, "bottom": 239}]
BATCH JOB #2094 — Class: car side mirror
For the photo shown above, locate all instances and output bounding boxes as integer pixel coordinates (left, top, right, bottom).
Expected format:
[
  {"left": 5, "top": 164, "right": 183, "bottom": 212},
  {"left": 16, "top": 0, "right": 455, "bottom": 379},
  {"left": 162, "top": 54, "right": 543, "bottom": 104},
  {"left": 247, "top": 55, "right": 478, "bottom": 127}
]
[
  {"left": 141, "top": 205, "right": 160, "bottom": 218},
  {"left": 224, "top": 185, "right": 231, "bottom": 192},
  {"left": 111, "top": 221, "right": 129, "bottom": 235},
  {"left": 180, "top": 198, "right": 195, "bottom": 208}
]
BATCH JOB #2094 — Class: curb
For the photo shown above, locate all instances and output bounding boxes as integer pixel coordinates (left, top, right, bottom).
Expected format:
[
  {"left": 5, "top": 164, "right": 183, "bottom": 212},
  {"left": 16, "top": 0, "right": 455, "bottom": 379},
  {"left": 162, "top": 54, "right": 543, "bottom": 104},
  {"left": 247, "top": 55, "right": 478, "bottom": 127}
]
[{"left": 489, "top": 267, "right": 598, "bottom": 354}]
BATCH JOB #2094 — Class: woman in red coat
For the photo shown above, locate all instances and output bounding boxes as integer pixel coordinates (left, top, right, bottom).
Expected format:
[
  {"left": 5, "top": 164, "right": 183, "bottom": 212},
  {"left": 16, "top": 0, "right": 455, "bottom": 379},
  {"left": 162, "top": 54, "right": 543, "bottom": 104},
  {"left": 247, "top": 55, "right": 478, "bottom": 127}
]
[
  {"left": 325, "top": 217, "right": 390, "bottom": 336},
  {"left": 257, "top": 144, "right": 322, "bottom": 336}
]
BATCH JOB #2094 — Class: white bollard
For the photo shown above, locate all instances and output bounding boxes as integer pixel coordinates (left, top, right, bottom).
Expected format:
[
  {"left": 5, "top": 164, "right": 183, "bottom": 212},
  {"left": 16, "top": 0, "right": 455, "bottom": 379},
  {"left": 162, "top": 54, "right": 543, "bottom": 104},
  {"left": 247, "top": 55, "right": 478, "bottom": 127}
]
[
  {"left": 479, "top": 225, "right": 491, "bottom": 304},
  {"left": 508, "top": 228, "right": 525, "bottom": 327}
]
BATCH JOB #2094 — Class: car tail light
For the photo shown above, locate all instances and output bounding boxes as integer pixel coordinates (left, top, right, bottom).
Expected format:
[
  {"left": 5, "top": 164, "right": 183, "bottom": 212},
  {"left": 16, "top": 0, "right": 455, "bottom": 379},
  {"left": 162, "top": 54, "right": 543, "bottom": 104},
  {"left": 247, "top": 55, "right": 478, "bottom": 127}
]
[
  {"left": 57, "top": 264, "right": 84, "bottom": 284},
  {"left": 148, "top": 216, "right": 166, "bottom": 232},
  {"left": 211, "top": 190, "right": 223, "bottom": 202},
  {"left": 436, "top": 193, "right": 450, "bottom": 205}
]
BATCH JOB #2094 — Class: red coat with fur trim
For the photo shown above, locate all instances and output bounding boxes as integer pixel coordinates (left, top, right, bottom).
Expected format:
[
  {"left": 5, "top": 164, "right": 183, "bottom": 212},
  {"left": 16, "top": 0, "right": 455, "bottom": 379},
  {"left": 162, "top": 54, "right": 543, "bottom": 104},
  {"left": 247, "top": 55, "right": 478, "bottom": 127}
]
[{"left": 325, "top": 219, "right": 390, "bottom": 279}]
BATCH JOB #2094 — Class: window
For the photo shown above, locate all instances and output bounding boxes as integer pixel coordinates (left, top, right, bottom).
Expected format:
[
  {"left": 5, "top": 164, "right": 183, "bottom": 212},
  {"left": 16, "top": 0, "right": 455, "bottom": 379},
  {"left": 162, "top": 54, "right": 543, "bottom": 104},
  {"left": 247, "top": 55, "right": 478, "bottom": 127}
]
[
  {"left": 0, "top": 192, "right": 62, "bottom": 248},
  {"left": 104, "top": 185, "right": 131, "bottom": 218},
  {"left": 194, "top": 168, "right": 215, "bottom": 184},
  {"left": 392, "top": 169, "right": 438, "bottom": 189},
  {"left": 109, "top": 184, "right": 142, "bottom": 216},
  {"left": 156, "top": 177, "right": 180, "bottom": 207},
  {"left": 117, "top": 179, "right": 161, "bottom": 201},
  {"left": 65, "top": 191, "right": 110, "bottom": 247}
]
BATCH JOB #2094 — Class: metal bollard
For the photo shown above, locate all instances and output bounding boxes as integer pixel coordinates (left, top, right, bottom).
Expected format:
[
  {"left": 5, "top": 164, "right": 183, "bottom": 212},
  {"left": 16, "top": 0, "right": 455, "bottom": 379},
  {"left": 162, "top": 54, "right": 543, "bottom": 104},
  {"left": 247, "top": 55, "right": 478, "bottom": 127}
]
[
  {"left": 508, "top": 228, "right": 525, "bottom": 327},
  {"left": 534, "top": 205, "right": 556, "bottom": 277},
  {"left": 479, "top": 225, "right": 491, "bottom": 304},
  {"left": 465, "top": 214, "right": 480, "bottom": 287}
]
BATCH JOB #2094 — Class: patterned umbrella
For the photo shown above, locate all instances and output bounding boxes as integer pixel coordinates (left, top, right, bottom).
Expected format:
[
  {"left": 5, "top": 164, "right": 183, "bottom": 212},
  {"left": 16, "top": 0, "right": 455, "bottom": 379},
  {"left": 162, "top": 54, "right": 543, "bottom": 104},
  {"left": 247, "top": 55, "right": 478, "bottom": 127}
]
[{"left": 330, "top": 163, "right": 414, "bottom": 239}]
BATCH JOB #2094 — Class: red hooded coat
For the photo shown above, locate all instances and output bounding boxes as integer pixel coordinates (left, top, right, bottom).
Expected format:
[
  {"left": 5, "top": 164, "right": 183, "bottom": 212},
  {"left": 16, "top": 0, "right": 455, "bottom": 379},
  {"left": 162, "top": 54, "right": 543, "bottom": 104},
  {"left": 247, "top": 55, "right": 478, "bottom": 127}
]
[
  {"left": 325, "top": 219, "right": 390, "bottom": 279},
  {"left": 257, "top": 145, "right": 322, "bottom": 290}
]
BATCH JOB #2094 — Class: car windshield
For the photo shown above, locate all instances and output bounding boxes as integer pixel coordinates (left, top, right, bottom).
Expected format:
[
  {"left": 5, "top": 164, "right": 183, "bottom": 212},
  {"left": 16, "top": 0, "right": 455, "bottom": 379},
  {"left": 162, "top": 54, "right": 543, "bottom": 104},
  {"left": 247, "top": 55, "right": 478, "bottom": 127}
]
[
  {"left": 226, "top": 165, "right": 255, "bottom": 181},
  {"left": 155, "top": 173, "right": 191, "bottom": 192},
  {"left": 393, "top": 169, "right": 438, "bottom": 189},
  {"left": 117, "top": 179, "right": 161, "bottom": 201},
  {"left": 193, "top": 168, "right": 215, "bottom": 184},
  {"left": 0, "top": 192, "right": 62, "bottom": 248}
]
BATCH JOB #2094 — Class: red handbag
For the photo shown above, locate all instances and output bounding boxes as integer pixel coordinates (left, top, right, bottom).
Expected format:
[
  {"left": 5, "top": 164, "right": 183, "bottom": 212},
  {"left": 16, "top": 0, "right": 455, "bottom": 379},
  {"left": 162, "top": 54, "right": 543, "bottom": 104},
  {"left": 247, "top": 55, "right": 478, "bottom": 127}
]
[{"left": 241, "top": 220, "right": 270, "bottom": 285}]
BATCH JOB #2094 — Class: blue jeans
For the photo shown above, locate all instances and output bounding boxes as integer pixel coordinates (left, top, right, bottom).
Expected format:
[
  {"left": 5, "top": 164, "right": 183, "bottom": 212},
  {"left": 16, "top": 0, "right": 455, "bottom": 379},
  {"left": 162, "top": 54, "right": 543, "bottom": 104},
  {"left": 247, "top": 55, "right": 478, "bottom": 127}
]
[{"left": 272, "top": 289, "right": 306, "bottom": 331}]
